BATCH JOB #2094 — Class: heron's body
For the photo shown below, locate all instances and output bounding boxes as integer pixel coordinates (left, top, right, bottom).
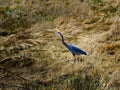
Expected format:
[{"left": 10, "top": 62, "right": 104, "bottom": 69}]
[
  {"left": 66, "top": 44, "right": 87, "bottom": 55},
  {"left": 55, "top": 32, "right": 87, "bottom": 60}
]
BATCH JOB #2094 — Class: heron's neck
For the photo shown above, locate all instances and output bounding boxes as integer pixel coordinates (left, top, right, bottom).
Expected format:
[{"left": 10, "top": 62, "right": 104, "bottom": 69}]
[{"left": 59, "top": 33, "right": 67, "bottom": 47}]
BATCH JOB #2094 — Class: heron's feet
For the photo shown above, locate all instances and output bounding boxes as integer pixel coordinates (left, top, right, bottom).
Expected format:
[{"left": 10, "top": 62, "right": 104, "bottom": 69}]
[
  {"left": 66, "top": 58, "right": 83, "bottom": 63},
  {"left": 65, "top": 59, "right": 76, "bottom": 63}
]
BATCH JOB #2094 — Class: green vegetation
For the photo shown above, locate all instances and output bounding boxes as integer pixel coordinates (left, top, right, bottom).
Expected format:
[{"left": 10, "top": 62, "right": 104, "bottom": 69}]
[{"left": 0, "top": 0, "right": 120, "bottom": 90}]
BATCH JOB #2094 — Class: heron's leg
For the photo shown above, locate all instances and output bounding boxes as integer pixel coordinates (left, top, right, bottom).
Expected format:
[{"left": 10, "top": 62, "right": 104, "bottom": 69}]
[
  {"left": 72, "top": 53, "right": 76, "bottom": 62},
  {"left": 65, "top": 53, "right": 76, "bottom": 62}
]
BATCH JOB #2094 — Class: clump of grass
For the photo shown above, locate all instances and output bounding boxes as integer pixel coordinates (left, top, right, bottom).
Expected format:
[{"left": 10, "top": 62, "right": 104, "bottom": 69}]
[
  {"left": 91, "top": 0, "right": 103, "bottom": 3},
  {"left": 66, "top": 72, "right": 101, "bottom": 90},
  {"left": 0, "top": 6, "right": 32, "bottom": 34}
]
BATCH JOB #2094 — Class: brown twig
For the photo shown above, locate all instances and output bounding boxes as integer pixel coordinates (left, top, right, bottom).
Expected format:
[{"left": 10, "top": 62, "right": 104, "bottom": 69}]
[
  {"left": 0, "top": 67, "right": 29, "bottom": 81},
  {"left": 0, "top": 82, "right": 31, "bottom": 90}
]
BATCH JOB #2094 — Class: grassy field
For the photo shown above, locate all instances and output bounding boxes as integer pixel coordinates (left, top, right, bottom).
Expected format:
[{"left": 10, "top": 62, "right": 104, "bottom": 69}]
[{"left": 0, "top": 0, "right": 120, "bottom": 90}]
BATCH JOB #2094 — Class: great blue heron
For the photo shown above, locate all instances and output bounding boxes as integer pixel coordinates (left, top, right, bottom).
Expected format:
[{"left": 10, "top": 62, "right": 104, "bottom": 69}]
[{"left": 55, "top": 32, "right": 87, "bottom": 61}]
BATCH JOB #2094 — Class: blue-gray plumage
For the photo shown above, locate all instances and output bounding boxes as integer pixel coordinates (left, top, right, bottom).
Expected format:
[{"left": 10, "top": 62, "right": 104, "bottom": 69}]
[{"left": 55, "top": 32, "right": 87, "bottom": 61}]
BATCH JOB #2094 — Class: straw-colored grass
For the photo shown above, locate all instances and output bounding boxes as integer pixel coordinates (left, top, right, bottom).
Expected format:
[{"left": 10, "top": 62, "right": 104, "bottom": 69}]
[{"left": 0, "top": 0, "right": 120, "bottom": 90}]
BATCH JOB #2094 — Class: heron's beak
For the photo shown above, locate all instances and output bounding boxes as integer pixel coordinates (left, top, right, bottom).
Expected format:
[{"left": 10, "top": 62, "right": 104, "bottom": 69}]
[{"left": 55, "top": 32, "right": 57, "bottom": 35}]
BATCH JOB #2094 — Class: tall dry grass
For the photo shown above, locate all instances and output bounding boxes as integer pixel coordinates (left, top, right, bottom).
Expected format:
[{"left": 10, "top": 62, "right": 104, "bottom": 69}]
[{"left": 0, "top": 0, "right": 120, "bottom": 90}]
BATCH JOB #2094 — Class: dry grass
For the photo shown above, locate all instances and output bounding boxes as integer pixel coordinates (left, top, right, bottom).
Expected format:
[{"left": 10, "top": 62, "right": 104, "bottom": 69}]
[{"left": 0, "top": 0, "right": 120, "bottom": 90}]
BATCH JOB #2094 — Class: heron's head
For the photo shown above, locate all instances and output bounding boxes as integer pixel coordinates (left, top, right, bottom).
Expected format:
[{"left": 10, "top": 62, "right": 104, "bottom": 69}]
[
  {"left": 55, "top": 32, "right": 64, "bottom": 40},
  {"left": 55, "top": 32, "right": 61, "bottom": 35}
]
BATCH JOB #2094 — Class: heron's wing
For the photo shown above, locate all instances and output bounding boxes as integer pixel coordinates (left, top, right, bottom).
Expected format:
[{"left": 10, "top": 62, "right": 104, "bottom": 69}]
[{"left": 67, "top": 44, "right": 86, "bottom": 55}]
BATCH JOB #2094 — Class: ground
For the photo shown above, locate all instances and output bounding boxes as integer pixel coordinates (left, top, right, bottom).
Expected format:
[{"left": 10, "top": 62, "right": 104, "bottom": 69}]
[{"left": 0, "top": 0, "right": 120, "bottom": 90}]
